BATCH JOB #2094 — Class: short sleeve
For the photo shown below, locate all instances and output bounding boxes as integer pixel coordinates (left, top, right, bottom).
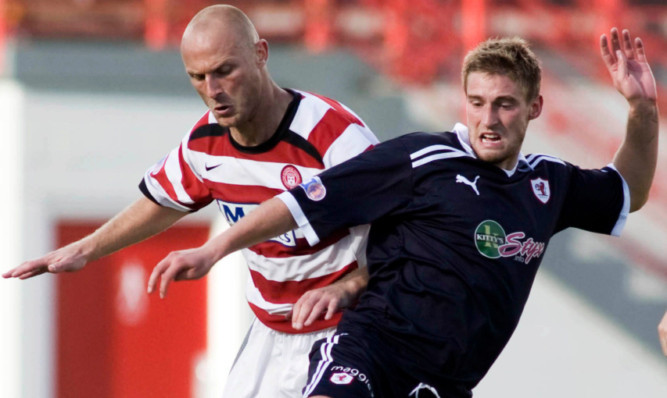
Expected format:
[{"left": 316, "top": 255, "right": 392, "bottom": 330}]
[
  {"left": 139, "top": 136, "right": 213, "bottom": 212},
  {"left": 279, "top": 138, "right": 413, "bottom": 245},
  {"left": 556, "top": 164, "right": 629, "bottom": 236}
]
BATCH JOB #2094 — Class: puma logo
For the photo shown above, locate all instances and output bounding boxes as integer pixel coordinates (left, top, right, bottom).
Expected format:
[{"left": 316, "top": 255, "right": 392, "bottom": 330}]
[{"left": 456, "top": 174, "right": 480, "bottom": 196}]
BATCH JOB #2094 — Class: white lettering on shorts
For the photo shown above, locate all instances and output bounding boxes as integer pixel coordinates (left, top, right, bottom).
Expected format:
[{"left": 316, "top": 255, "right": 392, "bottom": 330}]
[{"left": 329, "top": 366, "right": 373, "bottom": 396}]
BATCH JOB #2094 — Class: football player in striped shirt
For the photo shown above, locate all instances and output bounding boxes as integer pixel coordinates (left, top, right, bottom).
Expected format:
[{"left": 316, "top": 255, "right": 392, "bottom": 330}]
[
  {"left": 148, "top": 27, "right": 658, "bottom": 397},
  {"left": 4, "top": 5, "right": 378, "bottom": 397}
]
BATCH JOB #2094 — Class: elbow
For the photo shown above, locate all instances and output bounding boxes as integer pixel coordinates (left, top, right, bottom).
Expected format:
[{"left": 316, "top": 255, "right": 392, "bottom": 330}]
[{"left": 629, "top": 193, "right": 649, "bottom": 212}]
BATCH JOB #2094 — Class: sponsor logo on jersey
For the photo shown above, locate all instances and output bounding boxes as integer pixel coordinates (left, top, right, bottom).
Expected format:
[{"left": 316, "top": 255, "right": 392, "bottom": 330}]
[
  {"left": 474, "top": 220, "right": 545, "bottom": 264},
  {"left": 216, "top": 200, "right": 298, "bottom": 247},
  {"left": 530, "top": 178, "right": 551, "bottom": 204},
  {"left": 329, "top": 366, "right": 374, "bottom": 396},
  {"left": 281, "top": 165, "right": 303, "bottom": 189},
  {"left": 205, "top": 162, "right": 223, "bottom": 172},
  {"left": 301, "top": 176, "right": 327, "bottom": 201}
]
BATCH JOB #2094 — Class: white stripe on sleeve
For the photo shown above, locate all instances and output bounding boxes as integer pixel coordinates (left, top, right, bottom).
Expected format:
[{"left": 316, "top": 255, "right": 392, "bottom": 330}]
[{"left": 277, "top": 191, "right": 320, "bottom": 246}]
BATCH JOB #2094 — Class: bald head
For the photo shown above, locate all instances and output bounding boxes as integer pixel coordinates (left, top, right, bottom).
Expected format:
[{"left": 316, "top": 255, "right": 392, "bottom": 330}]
[{"left": 182, "top": 5, "right": 260, "bottom": 53}]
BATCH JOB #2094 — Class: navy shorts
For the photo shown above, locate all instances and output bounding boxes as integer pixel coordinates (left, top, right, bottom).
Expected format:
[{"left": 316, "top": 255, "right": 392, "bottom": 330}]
[
  {"left": 302, "top": 333, "right": 376, "bottom": 398},
  {"left": 302, "top": 332, "right": 471, "bottom": 398}
]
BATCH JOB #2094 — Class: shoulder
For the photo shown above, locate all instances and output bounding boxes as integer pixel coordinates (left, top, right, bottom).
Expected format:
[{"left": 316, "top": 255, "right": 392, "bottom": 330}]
[
  {"left": 525, "top": 153, "right": 568, "bottom": 168},
  {"left": 290, "top": 89, "right": 368, "bottom": 131},
  {"left": 186, "top": 111, "right": 224, "bottom": 142},
  {"left": 181, "top": 111, "right": 228, "bottom": 155},
  {"left": 525, "top": 153, "right": 578, "bottom": 177},
  {"left": 385, "top": 131, "right": 472, "bottom": 164}
]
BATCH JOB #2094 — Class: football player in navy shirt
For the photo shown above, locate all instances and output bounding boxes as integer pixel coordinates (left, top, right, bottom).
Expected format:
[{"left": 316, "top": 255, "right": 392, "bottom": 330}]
[{"left": 148, "top": 27, "right": 658, "bottom": 397}]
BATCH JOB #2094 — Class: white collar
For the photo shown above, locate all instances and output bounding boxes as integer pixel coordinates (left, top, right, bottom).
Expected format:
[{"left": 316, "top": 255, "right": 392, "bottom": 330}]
[{"left": 452, "top": 123, "right": 532, "bottom": 177}]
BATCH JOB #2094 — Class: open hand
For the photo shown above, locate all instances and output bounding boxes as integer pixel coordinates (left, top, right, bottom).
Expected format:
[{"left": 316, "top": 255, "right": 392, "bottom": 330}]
[
  {"left": 290, "top": 283, "right": 353, "bottom": 330},
  {"left": 147, "top": 246, "right": 217, "bottom": 298},
  {"left": 600, "top": 28, "right": 657, "bottom": 105},
  {"left": 3, "top": 243, "right": 89, "bottom": 280}
]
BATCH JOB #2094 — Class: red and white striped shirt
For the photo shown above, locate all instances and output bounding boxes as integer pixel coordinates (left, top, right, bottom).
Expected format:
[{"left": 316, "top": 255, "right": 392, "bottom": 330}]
[{"left": 140, "top": 89, "right": 378, "bottom": 333}]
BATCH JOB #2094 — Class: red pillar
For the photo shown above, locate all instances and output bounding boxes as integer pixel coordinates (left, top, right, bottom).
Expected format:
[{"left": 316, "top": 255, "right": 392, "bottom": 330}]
[
  {"left": 304, "top": 0, "right": 333, "bottom": 53},
  {"left": 56, "top": 222, "right": 209, "bottom": 398},
  {"left": 145, "top": 0, "right": 169, "bottom": 50},
  {"left": 594, "top": 0, "right": 625, "bottom": 35},
  {"left": 461, "top": 0, "right": 487, "bottom": 54},
  {"left": 0, "top": 0, "right": 6, "bottom": 75}
]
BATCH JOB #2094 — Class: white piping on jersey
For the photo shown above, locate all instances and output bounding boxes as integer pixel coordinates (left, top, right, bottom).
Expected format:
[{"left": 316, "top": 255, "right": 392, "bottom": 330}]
[
  {"left": 278, "top": 191, "right": 320, "bottom": 245},
  {"left": 410, "top": 144, "right": 458, "bottom": 160},
  {"left": 526, "top": 153, "right": 566, "bottom": 168},
  {"left": 411, "top": 146, "right": 473, "bottom": 168},
  {"left": 606, "top": 163, "right": 630, "bottom": 237}
]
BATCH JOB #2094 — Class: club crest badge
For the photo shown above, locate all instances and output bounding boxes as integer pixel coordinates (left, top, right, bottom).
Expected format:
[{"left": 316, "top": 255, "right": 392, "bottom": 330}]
[
  {"left": 281, "top": 165, "right": 302, "bottom": 189},
  {"left": 530, "top": 178, "right": 551, "bottom": 204},
  {"left": 330, "top": 372, "right": 354, "bottom": 385}
]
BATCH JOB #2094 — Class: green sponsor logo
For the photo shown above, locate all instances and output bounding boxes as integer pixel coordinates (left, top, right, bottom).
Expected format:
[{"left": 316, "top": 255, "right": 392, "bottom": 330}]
[{"left": 475, "top": 220, "right": 507, "bottom": 259}]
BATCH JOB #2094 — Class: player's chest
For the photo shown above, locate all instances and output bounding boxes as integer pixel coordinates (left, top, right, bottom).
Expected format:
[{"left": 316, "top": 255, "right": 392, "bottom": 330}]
[
  {"left": 201, "top": 152, "right": 323, "bottom": 195},
  {"left": 415, "top": 169, "right": 560, "bottom": 249}
]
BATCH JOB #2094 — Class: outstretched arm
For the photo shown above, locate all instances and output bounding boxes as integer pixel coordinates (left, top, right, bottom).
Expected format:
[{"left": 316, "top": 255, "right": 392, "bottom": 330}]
[
  {"left": 3, "top": 197, "right": 187, "bottom": 280},
  {"left": 601, "top": 28, "right": 659, "bottom": 212},
  {"left": 147, "top": 197, "right": 296, "bottom": 298}
]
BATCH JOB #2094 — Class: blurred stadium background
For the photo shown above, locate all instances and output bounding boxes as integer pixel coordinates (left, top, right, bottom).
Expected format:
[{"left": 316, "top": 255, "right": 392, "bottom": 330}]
[{"left": 0, "top": 0, "right": 666, "bottom": 397}]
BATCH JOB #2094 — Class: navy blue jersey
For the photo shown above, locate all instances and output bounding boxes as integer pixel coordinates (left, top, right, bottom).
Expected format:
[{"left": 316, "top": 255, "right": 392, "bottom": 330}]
[{"left": 279, "top": 124, "right": 628, "bottom": 389}]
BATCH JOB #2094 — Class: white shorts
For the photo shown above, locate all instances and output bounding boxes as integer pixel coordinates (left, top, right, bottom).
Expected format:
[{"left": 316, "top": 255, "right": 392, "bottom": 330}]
[{"left": 222, "top": 317, "right": 336, "bottom": 398}]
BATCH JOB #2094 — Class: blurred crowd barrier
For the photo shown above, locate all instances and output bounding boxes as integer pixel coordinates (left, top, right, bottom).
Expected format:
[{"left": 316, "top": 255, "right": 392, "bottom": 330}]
[{"left": 0, "top": 1, "right": 664, "bottom": 84}]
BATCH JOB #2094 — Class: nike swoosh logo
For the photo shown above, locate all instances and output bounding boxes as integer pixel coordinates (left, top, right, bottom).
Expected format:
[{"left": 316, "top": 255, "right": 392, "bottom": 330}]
[{"left": 205, "top": 163, "right": 223, "bottom": 171}]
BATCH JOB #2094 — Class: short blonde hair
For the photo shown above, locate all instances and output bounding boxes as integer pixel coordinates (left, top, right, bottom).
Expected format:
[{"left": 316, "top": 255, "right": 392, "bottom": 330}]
[{"left": 462, "top": 37, "right": 541, "bottom": 101}]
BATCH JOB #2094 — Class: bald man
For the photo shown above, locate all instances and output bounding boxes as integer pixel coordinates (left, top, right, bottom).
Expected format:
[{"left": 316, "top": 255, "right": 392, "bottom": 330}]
[{"left": 4, "top": 5, "right": 378, "bottom": 397}]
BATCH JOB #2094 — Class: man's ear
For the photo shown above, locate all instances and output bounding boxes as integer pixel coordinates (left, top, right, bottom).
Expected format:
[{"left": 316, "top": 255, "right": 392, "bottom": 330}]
[
  {"left": 529, "top": 95, "right": 543, "bottom": 120},
  {"left": 255, "top": 39, "right": 269, "bottom": 66}
]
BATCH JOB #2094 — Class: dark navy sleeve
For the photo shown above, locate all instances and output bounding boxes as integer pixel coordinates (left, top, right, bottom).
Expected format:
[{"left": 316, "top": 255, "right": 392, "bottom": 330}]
[
  {"left": 278, "top": 137, "right": 413, "bottom": 245},
  {"left": 556, "top": 164, "right": 629, "bottom": 236}
]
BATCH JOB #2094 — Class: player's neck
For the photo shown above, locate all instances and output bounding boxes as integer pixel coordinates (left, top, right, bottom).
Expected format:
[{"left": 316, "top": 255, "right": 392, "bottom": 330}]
[{"left": 230, "top": 84, "right": 292, "bottom": 147}]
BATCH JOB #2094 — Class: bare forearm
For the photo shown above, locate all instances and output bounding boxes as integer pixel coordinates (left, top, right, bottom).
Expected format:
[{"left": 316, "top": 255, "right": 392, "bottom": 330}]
[
  {"left": 613, "top": 100, "right": 659, "bottom": 211},
  {"left": 203, "top": 197, "right": 297, "bottom": 261},
  {"left": 4, "top": 196, "right": 188, "bottom": 279},
  {"left": 147, "top": 197, "right": 298, "bottom": 298},
  {"left": 336, "top": 266, "right": 369, "bottom": 301},
  {"left": 80, "top": 196, "right": 187, "bottom": 261}
]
